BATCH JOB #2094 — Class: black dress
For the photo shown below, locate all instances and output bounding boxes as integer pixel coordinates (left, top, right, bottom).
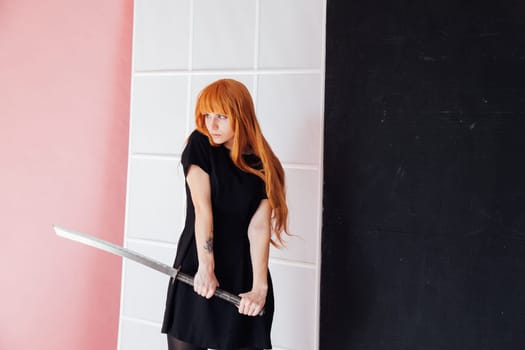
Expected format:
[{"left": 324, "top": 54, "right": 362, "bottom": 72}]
[{"left": 161, "top": 130, "right": 274, "bottom": 349}]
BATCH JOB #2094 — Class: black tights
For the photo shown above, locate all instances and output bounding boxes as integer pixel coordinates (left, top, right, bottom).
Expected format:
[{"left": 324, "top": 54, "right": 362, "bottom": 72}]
[{"left": 167, "top": 335, "right": 261, "bottom": 350}]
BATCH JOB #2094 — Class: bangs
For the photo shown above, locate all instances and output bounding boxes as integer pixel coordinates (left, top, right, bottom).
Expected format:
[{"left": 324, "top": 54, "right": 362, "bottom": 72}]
[{"left": 195, "top": 84, "right": 232, "bottom": 117}]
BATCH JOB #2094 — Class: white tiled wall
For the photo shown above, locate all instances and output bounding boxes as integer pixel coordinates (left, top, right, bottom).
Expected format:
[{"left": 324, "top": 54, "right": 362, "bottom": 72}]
[{"left": 119, "top": 1, "right": 326, "bottom": 349}]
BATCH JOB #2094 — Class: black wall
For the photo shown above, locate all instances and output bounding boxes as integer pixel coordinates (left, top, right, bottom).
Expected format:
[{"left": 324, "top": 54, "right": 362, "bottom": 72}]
[{"left": 321, "top": 1, "right": 525, "bottom": 349}]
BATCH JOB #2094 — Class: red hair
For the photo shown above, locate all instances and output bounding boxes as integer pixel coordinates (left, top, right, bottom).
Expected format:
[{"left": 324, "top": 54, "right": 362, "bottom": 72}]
[{"left": 194, "top": 79, "right": 289, "bottom": 247}]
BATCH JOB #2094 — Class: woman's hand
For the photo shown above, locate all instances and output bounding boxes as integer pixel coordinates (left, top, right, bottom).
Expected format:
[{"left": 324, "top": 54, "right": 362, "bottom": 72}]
[
  {"left": 194, "top": 265, "right": 219, "bottom": 299},
  {"left": 238, "top": 286, "right": 267, "bottom": 316}
]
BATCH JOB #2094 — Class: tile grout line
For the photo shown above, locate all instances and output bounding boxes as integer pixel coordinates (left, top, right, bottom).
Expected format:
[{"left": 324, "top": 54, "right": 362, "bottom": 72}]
[{"left": 135, "top": 68, "right": 321, "bottom": 76}]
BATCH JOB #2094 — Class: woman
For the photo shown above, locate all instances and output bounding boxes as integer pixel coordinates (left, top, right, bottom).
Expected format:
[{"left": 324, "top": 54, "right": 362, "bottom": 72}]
[{"left": 161, "top": 79, "right": 289, "bottom": 350}]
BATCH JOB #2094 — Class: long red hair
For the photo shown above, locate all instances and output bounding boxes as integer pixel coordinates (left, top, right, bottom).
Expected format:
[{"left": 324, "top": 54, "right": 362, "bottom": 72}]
[{"left": 194, "top": 79, "right": 289, "bottom": 247}]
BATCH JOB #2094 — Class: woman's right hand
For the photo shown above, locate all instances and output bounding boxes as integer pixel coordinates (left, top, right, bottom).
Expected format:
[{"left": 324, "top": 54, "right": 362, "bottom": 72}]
[{"left": 193, "top": 265, "right": 219, "bottom": 299}]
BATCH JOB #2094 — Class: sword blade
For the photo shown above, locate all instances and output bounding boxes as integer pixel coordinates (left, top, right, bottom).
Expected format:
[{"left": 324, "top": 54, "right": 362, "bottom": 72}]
[
  {"left": 53, "top": 224, "right": 249, "bottom": 312},
  {"left": 54, "top": 224, "right": 178, "bottom": 278}
]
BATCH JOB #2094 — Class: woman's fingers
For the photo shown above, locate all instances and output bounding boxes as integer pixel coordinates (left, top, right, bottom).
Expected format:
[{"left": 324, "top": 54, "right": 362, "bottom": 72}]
[
  {"left": 248, "top": 303, "right": 262, "bottom": 316},
  {"left": 238, "top": 292, "right": 265, "bottom": 316},
  {"left": 195, "top": 283, "right": 217, "bottom": 299},
  {"left": 193, "top": 274, "right": 218, "bottom": 299},
  {"left": 241, "top": 301, "right": 262, "bottom": 316},
  {"left": 204, "top": 284, "right": 216, "bottom": 299}
]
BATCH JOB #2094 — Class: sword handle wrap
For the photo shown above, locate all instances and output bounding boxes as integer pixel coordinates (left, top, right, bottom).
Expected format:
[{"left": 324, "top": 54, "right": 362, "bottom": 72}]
[{"left": 176, "top": 271, "right": 265, "bottom": 316}]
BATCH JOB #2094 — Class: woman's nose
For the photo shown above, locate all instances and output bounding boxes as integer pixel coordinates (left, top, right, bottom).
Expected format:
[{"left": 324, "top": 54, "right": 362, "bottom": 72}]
[{"left": 211, "top": 117, "right": 219, "bottom": 129}]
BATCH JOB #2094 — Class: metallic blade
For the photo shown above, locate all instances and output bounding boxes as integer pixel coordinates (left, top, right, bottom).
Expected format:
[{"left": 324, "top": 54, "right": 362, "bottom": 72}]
[
  {"left": 54, "top": 224, "right": 179, "bottom": 278},
  {"left": 53, "top": 224, "right": 253, "bottom": 313}
]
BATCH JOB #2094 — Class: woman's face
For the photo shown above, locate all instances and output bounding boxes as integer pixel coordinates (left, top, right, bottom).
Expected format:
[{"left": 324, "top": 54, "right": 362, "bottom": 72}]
[{"left": 204, "top": 112, "right": 235, "bottom": 149}]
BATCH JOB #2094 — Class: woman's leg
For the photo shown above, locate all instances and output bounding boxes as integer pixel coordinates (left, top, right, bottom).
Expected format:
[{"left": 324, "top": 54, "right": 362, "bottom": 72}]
[
  {"left": 166, "top": 335, "right": 206, "bottom": 350},
  {"left": 167, "top": 336, "right": 262, "bottom": 350}
]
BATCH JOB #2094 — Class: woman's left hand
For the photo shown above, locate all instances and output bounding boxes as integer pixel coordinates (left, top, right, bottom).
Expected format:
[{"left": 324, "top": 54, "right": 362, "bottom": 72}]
[{"left": 238, "top": 287, "right": 267, "bottom": 316}]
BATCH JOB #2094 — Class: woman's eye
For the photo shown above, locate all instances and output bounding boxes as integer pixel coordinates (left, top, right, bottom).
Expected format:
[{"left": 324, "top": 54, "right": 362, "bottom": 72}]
[
  {"left": 204, "top": 113, "right": 211, "bottom": 118},
  {"left": 218, "top": 115, "right": 228, "bottom": 120}
]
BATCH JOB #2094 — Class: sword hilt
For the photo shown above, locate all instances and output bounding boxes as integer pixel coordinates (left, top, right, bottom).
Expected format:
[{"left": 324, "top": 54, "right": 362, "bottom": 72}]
[{"left": 175, "top": 271, "right": 265, "bottom": 316}]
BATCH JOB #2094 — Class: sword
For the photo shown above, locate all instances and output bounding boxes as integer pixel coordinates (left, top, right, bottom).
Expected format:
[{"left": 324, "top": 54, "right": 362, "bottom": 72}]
[{"left": 53, "top": 225, "right": 264, "bottom": 316}]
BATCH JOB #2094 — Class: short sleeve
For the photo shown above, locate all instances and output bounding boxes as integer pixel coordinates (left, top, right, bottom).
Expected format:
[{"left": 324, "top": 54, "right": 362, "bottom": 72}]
[
  {"left": 245, "top": 153, "right": 268, "bottom": 201},
  {"left": 260, "top": 181, "right": 268, "bottom": 200},
  {"left": 181, "top": 130, "right": 212, "bottom": 176}
]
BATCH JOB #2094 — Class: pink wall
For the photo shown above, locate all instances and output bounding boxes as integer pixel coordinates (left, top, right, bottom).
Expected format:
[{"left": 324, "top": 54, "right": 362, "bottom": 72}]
[{"left": 0, "top": 1, "right": 133, "bottom": 349}]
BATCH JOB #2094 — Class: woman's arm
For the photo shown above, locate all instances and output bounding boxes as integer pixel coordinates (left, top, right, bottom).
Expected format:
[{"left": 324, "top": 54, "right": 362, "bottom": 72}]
[
  {"left": 239, "top": 199, "right": 272, "bottom": 316},
  {"left": 186, "top": 164, "right": 219, "bottom": 299}
]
